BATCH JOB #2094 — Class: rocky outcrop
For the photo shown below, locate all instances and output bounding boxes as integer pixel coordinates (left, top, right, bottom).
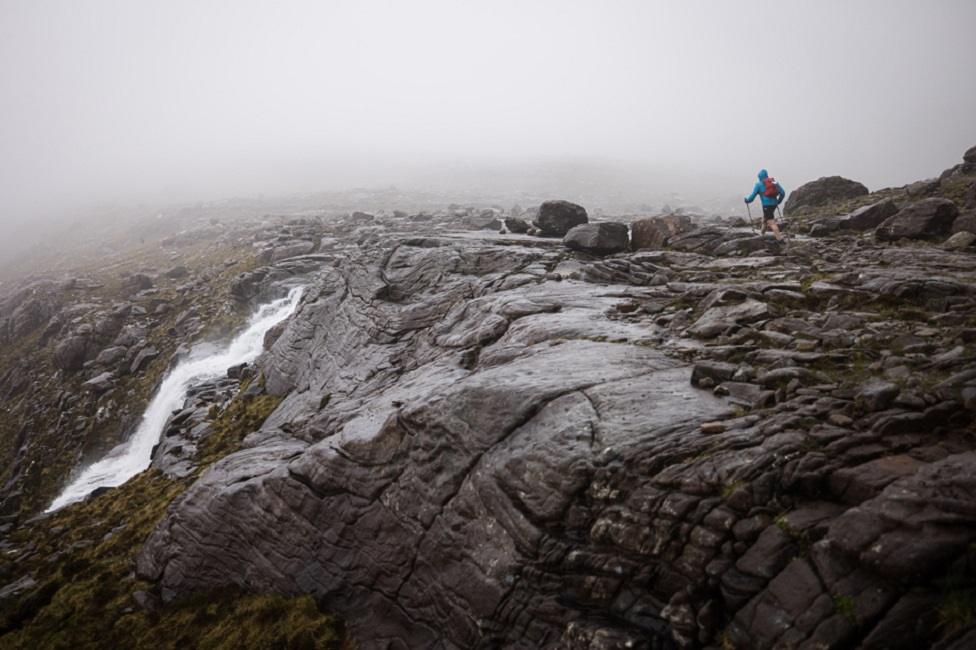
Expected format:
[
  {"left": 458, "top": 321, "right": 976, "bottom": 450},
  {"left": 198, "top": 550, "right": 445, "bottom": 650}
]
[
  {"left": 563, "top": 222, "right": 629, "bottom": 255},
  {"left": 876, "top": 198, "right": 959, "bottom": 241},
  {"left": 535, "top": 200, "right": 588, "bottom": 237},
  {"left": 784, "top": 176, "right": 869, "bottom": 215},
  {"left": 630, "top": 214, "right": 694, "bottom": 251},
  {"left": 4, "top": 174, "right": 976, "bottom": 648},
  {"left": 135, "top": 220, "right": 976, "bottom": 649},
  {"left": 964, "top": 144, "right": 976, "bottom": 164}
]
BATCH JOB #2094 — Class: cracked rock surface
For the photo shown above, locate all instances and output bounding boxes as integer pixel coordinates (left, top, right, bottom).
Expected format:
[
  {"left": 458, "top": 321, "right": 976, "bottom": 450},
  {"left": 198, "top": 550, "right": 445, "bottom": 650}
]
[{"left": 137, "top": 216, "right": 976, "bottom": 648}]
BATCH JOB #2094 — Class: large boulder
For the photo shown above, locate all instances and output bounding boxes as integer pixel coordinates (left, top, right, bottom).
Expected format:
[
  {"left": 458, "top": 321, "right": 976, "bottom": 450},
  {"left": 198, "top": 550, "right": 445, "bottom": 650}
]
[
  {"left": 535, "top": 200, "right": 588, "bottom": 237},
  {"left": 53, "top": 335, "right": 91, "bottom": 372},
  {"left": 875, "top": 198, "right": 959, "bottom": 241},
  {"left": 784, "top": 176, "right": 869, "bottom": 215},
  {"left": 562, "top": 222, "right": 629, "bottom": 255},
  {"left": 630, "top": 214, "right": 694, "bottom": 251},
  {"left": 809, "top": 199, "right": 899, "bottom": 237},
  {"left": 503, "top": 217, "right": 530, "bottom": 234},
  {"left": 965, "top": 181, "right": 976, "bottom": 210},
  {"left": 964, "top": 144, "right": 976, "bottom": 164},
  {"left": 843, "top": 198, "right": 900, "bottom": 231}
]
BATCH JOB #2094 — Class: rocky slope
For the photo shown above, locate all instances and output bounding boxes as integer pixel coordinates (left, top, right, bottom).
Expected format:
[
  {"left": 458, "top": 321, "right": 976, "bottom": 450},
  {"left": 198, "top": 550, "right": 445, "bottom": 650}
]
[{"left": 2, "top": 150, "right": 976, "bottom": 648}]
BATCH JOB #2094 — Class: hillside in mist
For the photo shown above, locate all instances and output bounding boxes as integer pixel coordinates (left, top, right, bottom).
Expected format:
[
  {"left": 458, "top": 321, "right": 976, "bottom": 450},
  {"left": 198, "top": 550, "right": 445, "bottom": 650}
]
[{"left": 1, "top": 1, "right": 975, "bottom": 649}]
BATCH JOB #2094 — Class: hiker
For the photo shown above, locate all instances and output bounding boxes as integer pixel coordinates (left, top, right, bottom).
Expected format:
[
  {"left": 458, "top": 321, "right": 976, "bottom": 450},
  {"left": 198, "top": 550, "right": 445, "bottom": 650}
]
[{"left": 744, "top": 169, "right": 786, "bottom": 241}]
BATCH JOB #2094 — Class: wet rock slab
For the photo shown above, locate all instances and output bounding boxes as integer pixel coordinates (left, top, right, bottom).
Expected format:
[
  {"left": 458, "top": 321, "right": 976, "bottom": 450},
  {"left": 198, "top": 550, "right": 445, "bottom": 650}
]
[{"left": 132, "top": 215, "right": 976, "bottom": 649}]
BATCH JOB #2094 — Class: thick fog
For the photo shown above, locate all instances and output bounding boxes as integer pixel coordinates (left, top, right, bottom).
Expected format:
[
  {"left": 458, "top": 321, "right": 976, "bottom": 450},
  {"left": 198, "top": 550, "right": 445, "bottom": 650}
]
[{"left": 1, "top": 0, "right": 975, "bottom": 258}]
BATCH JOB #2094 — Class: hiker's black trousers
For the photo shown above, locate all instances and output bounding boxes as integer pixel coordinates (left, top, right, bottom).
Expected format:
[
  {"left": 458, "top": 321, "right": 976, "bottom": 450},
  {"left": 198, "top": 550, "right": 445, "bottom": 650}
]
[{"left": 762, "top": 204, "right": 778, "bottom": 222}]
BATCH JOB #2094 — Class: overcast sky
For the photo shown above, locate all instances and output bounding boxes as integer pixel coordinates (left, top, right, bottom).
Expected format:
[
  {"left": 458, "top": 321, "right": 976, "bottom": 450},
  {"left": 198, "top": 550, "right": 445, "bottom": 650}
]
[{"left": 1, "top": 0, "right": 975, "bottom": 224}]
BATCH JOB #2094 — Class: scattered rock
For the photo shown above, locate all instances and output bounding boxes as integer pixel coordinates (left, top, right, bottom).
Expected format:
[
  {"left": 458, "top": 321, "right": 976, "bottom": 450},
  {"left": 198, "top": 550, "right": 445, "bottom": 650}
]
[
  {"left": 503, "top": 217, "right": 530, "bottom": 234},
  {"left": 130, "top": 346, "right": 159, "bottom": 374},
  {"left": 943, "top": 231, "right": 976, "bottom": 251},
  {"left": 82, "top": 371, "right": 114, "bottom": 394},
  {"left": 688, "top": 299, "right": 770, "bottom": 339},
  {"left": 856, "top": 379, "right": 900, "bottom": 412}
]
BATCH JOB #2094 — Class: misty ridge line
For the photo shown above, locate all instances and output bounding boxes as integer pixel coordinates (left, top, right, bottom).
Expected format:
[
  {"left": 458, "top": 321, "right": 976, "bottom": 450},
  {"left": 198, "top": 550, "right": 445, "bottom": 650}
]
[
  {"left": 3, "top": 141, "right": 975, "bottom": 288},
  {"left": 1, "top": 2, "right": 973, "bottom": 274}
]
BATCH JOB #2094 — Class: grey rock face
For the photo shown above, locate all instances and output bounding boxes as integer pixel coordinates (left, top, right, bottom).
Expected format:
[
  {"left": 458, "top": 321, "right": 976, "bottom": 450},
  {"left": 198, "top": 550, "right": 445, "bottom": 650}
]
[
  {"left": 535, "top": 200, "right": 588, "bottom": 237},
  {"left": 137, "top": 236, "right": 734, "bottom": 648},
  {"left": 562, "top": 222, "right": 629, "bottom": 255},
  {"left": 630, "top": 214, "right": 694, "bottom": 251},
  {"left": 964, "top": 144, "right": 976, "bottom": 164},
  {"left": 123, "top": 220, "right": 976, "bottom": 649},
  {"left": 876, "top": 198, "right": 959, "bottom": 241},
  {"left": 784, "top": 176, "right": 869, "bottom": 215}
]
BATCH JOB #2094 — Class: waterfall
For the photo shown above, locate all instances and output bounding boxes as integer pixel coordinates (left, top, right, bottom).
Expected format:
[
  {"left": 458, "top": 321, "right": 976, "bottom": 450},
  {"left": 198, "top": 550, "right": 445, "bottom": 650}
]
[{"left": 47, "top": 286, "right": 303, "bottom": 512}]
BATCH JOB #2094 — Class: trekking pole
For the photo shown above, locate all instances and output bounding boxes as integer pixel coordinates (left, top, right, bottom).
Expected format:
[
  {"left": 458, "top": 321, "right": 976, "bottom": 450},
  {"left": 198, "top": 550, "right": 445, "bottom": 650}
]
[{"left": 746, "top": 202, "right": 755, "bottom": 233}]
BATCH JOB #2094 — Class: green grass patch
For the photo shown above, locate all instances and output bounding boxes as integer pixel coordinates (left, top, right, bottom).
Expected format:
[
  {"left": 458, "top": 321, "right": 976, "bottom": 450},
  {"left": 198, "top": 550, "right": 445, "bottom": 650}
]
[
  {"left": 832, "top": 593, "right": 857, "bottom": 624},
  {"left": 197, "top": 392, "right": 285, "bottom": 466},
  {"left": 936, "top": 590, "right": 975, "bottom": 636}
]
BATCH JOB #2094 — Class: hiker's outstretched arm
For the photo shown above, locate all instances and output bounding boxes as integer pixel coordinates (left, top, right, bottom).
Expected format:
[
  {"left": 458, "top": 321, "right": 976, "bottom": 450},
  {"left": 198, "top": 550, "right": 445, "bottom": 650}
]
[
  {"left": 776, "top": 183, "right": 786, "bottom": 204},
  {"left": 745, "top": 183, "right": 760, "bottom": 202}
]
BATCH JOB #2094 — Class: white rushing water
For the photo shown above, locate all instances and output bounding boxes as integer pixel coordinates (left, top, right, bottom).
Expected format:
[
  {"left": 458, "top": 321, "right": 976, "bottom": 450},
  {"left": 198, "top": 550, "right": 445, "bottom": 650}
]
[{"left": 47, "top": 286, "right": 304, "bottom": 512}]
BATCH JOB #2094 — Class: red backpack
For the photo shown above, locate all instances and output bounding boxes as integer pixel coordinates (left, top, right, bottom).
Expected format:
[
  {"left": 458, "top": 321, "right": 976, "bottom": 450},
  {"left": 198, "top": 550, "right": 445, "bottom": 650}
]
[{"left": 763, "top": 177, "right": 779, "bottom": 198}]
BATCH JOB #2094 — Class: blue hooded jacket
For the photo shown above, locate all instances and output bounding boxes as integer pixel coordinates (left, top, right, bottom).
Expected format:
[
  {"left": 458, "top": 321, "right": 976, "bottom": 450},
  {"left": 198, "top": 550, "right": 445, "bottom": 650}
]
[{"left": 745, "top": 169, "right": 785, "bottom": 207}]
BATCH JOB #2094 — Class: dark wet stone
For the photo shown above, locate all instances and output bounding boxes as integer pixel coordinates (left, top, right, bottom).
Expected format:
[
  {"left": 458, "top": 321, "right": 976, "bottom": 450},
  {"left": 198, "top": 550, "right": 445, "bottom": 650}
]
[
  {"left": 536, "top": 200, "right": 588, "bottom": 237},
  {"left": 876, "top": 198, "right": 960, "bottom": 241},
  {"left": 784, "top": 176, "right": 869, "bottom": 215},
  {"left": 563, "top": 222, "right": 630, "bottom": 255}
]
